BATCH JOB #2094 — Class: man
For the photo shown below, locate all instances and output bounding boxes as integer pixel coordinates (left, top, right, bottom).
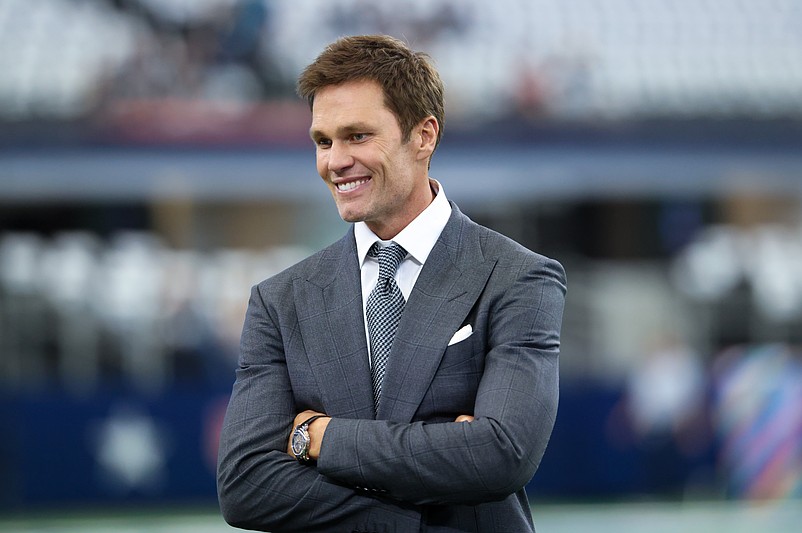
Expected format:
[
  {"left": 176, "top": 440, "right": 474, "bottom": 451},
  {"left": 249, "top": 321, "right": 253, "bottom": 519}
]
[{"left": 217, "top": 34, "right": 566, "bottom": 532}]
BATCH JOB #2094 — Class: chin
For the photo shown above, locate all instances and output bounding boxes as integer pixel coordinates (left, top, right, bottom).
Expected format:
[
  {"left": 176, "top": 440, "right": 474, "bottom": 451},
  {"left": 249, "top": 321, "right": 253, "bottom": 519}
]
[{"left": 337, "top": 209, "right": 365, "bottom": 224}]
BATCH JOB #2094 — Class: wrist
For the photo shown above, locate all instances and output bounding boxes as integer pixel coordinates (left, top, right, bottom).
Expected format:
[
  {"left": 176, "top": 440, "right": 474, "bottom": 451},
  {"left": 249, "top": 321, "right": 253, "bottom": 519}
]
[
  {"left": 291, "top": 414, "right": 327, "bottom": 462},
  {"left": 308, "top": 416, "right": 331, "bottom": 460}
]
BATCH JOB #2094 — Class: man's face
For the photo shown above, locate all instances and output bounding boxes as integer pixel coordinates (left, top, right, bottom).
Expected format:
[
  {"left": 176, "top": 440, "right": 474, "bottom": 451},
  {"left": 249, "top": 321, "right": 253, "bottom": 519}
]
[{"left": 310, "top": 79, "right": 434, "bottom": 239}]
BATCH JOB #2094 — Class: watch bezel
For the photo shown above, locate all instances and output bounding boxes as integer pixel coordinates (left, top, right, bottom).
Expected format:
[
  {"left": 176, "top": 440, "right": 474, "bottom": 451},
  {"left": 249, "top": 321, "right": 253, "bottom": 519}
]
[{"left": 291, "top": 425, "right": 311, "bottom": 461}]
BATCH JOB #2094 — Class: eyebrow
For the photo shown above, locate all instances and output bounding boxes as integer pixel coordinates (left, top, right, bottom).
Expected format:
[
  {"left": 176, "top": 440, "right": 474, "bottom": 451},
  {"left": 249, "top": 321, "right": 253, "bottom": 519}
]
[{"left": 309, "top": 122, "right": 372, "bottom": 140}]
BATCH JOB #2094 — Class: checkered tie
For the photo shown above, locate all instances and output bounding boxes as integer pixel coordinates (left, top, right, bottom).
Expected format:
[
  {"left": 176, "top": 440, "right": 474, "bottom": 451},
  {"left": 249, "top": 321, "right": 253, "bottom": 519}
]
[{"left": 366, "top": 242, "right": 407, "bottom": 411}]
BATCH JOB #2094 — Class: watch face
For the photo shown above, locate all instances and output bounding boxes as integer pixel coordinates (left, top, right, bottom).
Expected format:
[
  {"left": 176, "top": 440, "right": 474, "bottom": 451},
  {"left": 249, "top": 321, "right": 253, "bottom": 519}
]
[{"left": 291, "top": 429, "right": 307, "bottom": 456}]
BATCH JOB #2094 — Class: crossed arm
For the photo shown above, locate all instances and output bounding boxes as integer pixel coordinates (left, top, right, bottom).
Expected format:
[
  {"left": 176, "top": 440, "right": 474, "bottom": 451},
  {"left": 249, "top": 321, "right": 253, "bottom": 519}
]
[
  {"left": 217, "top": 257, "right": 565, "bottom": 531},
  {"left": 285, "top": 411, "right": 475, "bottom": 460}
]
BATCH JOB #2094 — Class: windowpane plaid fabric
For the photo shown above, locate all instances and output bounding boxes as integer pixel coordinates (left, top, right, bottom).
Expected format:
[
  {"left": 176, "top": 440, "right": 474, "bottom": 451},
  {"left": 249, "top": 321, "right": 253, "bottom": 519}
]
[{"left": 366, "top": 242, "right": 407, "bottom": 412}]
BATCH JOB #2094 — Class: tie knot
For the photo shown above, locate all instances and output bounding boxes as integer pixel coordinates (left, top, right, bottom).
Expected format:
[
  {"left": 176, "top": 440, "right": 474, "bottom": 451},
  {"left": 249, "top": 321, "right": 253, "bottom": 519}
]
[{"left": 369, "top": 242, "right": 407, "bottom": 280}]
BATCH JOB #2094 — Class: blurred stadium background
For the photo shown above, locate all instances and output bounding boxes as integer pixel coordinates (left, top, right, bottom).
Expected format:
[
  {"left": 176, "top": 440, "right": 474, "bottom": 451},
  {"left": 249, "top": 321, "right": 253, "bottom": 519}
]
[{"left": 1, "top": 0, "right": 802, "bottom": 531}]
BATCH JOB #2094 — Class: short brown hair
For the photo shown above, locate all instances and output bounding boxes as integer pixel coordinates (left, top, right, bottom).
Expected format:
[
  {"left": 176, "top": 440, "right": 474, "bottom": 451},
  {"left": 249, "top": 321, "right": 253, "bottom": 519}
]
[{"left": 297, "top": 34, "right": 445, "bottom": 153}]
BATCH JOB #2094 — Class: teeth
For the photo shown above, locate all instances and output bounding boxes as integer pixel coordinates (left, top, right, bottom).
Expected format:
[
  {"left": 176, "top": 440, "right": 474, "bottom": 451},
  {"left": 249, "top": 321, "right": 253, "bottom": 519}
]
[{"left": 337, "top": 179, "right": 368, "bottom": 191}]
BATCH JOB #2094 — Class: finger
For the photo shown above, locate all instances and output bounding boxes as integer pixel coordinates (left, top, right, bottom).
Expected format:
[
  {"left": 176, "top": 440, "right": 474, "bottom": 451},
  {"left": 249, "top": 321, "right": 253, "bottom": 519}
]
[{"left": 455, "top": 415, "right": 475, "bottom": 423}]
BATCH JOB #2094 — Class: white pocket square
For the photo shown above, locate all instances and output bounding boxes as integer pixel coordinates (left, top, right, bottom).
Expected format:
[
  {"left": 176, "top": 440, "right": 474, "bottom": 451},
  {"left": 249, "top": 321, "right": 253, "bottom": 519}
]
[{"left": 448, "top": 324, "right": 473, "bottom": 346}]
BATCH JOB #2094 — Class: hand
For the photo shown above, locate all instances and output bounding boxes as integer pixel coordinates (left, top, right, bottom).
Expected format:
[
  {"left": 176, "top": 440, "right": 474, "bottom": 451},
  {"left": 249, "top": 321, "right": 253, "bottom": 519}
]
[
  {"left": 455, "top": 414, "right": 475, "bottom": 423},
  {"left": 287, "top": 410, "right": 331, "bottom": 460}
]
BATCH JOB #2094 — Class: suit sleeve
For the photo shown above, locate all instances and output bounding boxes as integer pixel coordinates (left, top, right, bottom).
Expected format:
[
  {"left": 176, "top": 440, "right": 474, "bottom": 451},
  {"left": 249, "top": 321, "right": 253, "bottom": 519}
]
[
  {"left": 216, "top": 283, "right": 420, "bottom": 532},
  {"left": 316, "top": 256, "right": 566, "bottom": 506}
]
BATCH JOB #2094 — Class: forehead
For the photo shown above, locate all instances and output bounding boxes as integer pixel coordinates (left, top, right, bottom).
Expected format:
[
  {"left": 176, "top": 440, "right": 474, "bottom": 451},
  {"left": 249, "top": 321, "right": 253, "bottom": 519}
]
[{"left": 310, "top": 79, "right": 397, "bottom": 133}]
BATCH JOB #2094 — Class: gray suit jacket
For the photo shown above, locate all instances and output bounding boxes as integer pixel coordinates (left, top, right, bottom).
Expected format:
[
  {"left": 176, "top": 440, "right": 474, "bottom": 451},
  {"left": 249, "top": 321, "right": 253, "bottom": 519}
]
[{"left": 217, "top": 203, "right": 566, "bottom": 532}]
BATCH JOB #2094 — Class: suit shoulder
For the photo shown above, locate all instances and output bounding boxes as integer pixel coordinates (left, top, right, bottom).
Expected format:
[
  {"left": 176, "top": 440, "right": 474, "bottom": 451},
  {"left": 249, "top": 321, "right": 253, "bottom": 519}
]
[
  {"left": 255, "top": 235, "right": 349, "bottom": 293},
  {"left": 471, "top": 219, "right": 561, "bottom": 267},
  {"left": 461, "top": 218, "right": 566, "bottom": 291}
]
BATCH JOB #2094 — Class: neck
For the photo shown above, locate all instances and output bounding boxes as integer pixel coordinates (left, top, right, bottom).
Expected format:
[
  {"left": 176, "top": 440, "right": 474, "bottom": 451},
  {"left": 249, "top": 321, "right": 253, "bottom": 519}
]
[{"left": 368, "top": 176, "right": 435, "bottom": 240}]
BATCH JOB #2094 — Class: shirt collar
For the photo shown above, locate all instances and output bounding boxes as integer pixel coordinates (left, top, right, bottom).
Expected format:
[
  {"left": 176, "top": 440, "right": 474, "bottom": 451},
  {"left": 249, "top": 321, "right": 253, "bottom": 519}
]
[{"left": 355, "top": 178, "right": 452, "bottom": 267}]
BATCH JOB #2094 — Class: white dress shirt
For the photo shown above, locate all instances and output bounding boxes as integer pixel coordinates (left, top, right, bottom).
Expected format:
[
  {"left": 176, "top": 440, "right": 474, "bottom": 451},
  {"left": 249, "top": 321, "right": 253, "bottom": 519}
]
[{"left": 354, "top": 178, "right": 452, "bottom": 363}]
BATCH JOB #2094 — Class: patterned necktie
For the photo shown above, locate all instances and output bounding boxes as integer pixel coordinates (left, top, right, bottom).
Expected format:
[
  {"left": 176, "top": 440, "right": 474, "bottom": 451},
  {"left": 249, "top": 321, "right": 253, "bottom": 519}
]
[{"left": 366, "top": 242, "right": 407, "bottom": 412}]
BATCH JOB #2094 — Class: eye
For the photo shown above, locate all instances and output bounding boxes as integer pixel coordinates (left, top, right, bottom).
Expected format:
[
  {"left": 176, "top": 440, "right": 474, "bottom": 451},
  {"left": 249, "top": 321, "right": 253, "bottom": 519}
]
[
  {"left": 349, "top": 133, "right": 368, "bottom": 142},
  {"left": 315, "top": 137, "right": 332, "bottom": 148}
]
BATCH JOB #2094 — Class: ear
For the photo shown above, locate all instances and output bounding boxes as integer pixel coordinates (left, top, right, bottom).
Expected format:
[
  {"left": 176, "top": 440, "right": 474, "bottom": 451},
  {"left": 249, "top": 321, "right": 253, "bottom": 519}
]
[{"left": 414, "top": 116, "right": 439, "bottom": 162}]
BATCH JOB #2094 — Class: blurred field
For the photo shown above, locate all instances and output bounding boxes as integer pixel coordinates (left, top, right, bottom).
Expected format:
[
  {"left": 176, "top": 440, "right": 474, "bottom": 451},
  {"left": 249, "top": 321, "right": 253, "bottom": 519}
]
[{"left": 1, "top": 501, "right": 801, "bottom": 533}]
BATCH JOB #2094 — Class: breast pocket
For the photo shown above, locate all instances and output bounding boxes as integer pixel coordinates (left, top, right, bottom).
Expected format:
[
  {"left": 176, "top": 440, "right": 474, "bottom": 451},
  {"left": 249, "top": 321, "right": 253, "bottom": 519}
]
[{"left": 418, "top": 328, "right": 485, "bottom": 418}]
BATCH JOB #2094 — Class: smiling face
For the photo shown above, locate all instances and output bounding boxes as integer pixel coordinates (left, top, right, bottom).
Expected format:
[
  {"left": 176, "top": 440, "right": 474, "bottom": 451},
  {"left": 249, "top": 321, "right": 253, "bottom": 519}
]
[{"left": 310, "top": 79, "right": 438, "bottom": 240}]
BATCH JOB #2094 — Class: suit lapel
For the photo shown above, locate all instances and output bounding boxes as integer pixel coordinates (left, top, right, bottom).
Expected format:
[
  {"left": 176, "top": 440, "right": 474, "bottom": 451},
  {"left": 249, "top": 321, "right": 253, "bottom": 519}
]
[
  {"left": 298, "top": 229, "right": 376, "bottom": 419},
  {"left": 378, "top": 206, "right": 497, "bottom": 421}
]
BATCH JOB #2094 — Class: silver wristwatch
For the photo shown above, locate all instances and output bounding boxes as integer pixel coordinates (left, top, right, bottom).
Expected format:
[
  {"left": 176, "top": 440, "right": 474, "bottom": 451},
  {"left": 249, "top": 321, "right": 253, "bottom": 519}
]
[{"left": 291, "top": 414, "right": 326, "bottom": 462}]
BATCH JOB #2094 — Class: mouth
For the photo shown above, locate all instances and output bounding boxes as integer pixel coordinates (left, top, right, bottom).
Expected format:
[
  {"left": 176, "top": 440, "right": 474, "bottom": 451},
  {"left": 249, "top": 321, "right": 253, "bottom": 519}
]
[{"left": 335, "top": 177, "right": 370, "bottom": 193}]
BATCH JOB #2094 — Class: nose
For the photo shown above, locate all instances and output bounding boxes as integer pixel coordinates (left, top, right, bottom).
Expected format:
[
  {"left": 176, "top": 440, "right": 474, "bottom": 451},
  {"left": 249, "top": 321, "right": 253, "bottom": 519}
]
[{"left": 327, "top": 141, "right": 354, "bottom": 174}]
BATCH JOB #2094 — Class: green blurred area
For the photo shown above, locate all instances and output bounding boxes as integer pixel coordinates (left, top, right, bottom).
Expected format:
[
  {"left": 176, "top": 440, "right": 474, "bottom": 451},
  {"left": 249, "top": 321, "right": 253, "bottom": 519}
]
[{"left": 2, "top": 501, "right": 801, "bottom": 533}]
